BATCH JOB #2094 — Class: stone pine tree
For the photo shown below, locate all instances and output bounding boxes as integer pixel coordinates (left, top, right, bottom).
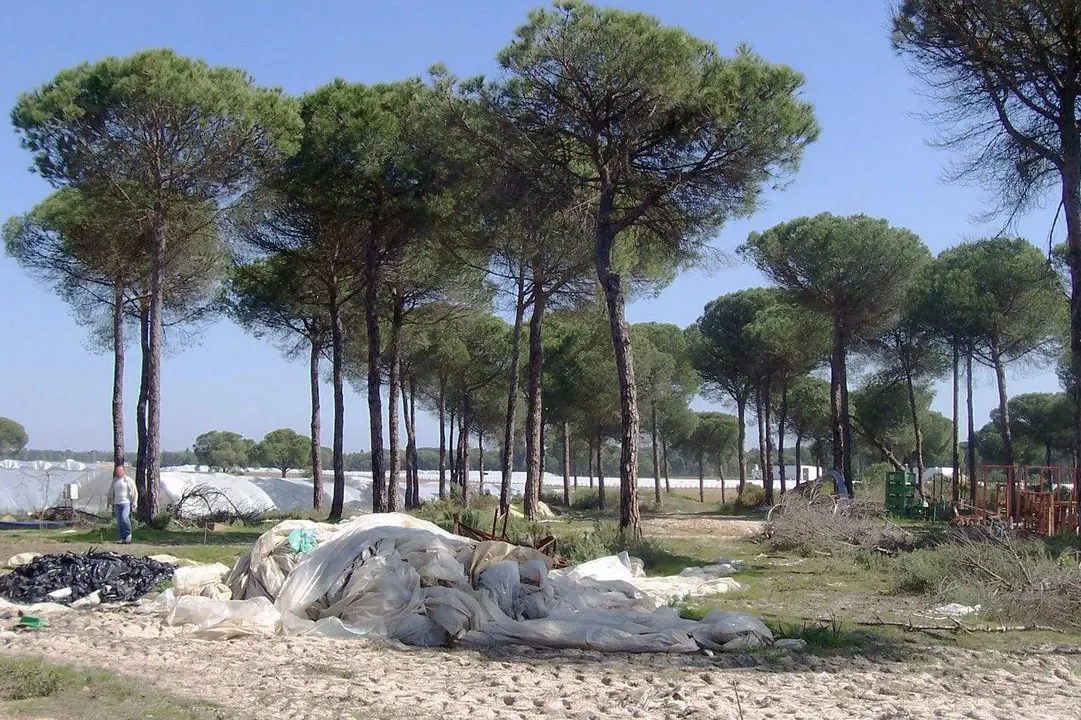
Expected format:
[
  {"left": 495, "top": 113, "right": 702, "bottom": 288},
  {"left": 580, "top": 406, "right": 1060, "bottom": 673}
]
[
  {"left": 741, "top": 214, "right": 930, "bottom": 494},
  {"left": 473, "top": 1, "right": 819, "bottom": 535},
  {"left": 12, "top": 49, "right": 300, "bottom": 518},
  {"left": 934, "top": 237, "right": 1065, "bottom": 512},
  {"left": 892, "top": 0, "right": 1081, "bottom": 477},
  {"left": 688, "top": 290, "right": 777, "bottom": 496},
  {"left": 227, "top": 256, "right": 328, "bottom": 507}
]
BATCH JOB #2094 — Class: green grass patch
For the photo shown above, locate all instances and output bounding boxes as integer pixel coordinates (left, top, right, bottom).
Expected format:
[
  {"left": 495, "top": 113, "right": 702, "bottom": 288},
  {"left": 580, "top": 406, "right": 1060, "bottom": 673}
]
[{"left": 0, "top": 656, "right": 220, "bottom": 719}]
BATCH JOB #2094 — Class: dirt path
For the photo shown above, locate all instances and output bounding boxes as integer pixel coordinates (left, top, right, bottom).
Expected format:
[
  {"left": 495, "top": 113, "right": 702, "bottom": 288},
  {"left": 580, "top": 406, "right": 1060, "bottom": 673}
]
[
  {"left": 4, "top": 608, "right": 1079, "bottom": 720},
  {"left": 641, "top": 515, "right": 765, "bottom": 540}
]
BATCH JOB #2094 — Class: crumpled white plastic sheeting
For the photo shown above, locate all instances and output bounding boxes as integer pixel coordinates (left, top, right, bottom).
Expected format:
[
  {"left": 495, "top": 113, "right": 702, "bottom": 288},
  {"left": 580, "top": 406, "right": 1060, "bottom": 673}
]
[{"left": 163, "top": 513, "right": 768, "bottom": 653}]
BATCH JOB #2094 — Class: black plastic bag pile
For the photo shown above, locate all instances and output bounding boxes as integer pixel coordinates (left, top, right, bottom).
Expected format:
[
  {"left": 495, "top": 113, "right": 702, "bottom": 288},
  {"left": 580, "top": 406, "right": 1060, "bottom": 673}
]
[{"left": 0, "top": 551, "right": 173, "bottom": 604}]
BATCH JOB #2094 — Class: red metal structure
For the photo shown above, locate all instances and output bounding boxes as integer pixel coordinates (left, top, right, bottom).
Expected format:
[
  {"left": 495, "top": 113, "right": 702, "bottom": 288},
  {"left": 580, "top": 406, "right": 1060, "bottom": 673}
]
[{"left": 959, "top": 465, "right": 1080, "bottom": 536}]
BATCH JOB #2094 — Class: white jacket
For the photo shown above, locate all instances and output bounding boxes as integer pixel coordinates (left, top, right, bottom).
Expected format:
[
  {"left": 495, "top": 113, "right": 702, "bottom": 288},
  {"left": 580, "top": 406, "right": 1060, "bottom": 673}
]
[{"left": 109, "top": 475, "right": 138, "bottom": 507}]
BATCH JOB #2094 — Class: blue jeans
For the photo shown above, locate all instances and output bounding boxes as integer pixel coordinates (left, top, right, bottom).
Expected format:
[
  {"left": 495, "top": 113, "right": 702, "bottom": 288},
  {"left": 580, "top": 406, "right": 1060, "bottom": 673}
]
[{"left": 114, "top": 503, "right": 132, "bottom": 542}]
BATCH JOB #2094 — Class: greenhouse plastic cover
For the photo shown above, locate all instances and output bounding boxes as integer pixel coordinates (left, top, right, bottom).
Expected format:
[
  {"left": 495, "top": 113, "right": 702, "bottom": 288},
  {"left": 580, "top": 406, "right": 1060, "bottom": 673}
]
[
  {"left": 161, "top": 513, "right": 769, "bottom": 653},
  {"left": 0, "top": 466, "right": 363, "bottom": 517}
]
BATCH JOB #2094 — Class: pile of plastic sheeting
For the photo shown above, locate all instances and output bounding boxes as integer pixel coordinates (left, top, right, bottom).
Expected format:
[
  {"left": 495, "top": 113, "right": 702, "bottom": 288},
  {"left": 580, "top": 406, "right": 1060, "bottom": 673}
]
[
  {"left": 0, "top": 551, "right": 173, "bottom": 604},
  {"left": 160, "top": 513, "right": 771, "bottom": 652}
]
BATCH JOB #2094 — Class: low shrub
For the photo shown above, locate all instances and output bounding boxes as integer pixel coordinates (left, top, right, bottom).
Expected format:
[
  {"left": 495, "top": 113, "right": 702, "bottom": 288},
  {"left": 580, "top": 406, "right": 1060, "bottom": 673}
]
[
  {"left": 734, "top": 486, "right": 766, "bottom": 511},
  {"left": 892, "top": 529, "right": 1081, "bottom": 628},
  {"left": 147, "top": 511, "right": 174, "bottom": 531}
]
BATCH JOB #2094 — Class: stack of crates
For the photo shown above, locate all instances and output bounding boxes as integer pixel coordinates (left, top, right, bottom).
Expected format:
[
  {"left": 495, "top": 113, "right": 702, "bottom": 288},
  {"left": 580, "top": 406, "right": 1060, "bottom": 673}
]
[{"left": 885, "top": 471, "right": 918, "bottom": 517}]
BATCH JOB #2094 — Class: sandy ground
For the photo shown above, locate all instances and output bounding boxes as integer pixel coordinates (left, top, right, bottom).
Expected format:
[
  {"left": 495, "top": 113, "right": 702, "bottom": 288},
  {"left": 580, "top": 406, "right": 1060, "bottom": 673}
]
[{"left": 4, "top": 607, "right": 1081, "bottom": 720}]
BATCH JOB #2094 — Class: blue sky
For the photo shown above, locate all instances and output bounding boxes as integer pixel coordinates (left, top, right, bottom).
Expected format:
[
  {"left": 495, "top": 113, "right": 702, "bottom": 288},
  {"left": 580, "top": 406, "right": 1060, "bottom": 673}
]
[{"left": 0, "top": 0, "right": 1064, "bottom": 452}]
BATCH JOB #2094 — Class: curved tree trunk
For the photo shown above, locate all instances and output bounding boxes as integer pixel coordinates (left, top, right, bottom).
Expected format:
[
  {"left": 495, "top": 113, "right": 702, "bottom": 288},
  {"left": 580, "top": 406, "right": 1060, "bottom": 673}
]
[
  {"left": 328, "top": 295, "right": 346, "bottom": 522},
  {"left": 501, "top": 262, "right": 527, "bottom": 516},
  {"left": 365, "top": 244, "right": 386, "bottom": 514},
  {"left": 524, "top": 292, "right": 546, "bottom": 521},
  {"left": 111, "top": 282, "right": 125, "bottom": 470},
  {"left": 595, "top": 204, "right": 640, "bottom": 537},
  {"left": 135, "top": 299, "right": 150, "bottom": 521},
  {"left": 310, "top": 330, "right": 323, "bottom": 511},
  {"left": 387, "top": 291, "right": 404, "bottom": 513},
  {"left": 438, "top": 382, "right": 447, "bottom": 501},
  {"left": 736, "top": 393, "right": 747, "bottom": 495}
]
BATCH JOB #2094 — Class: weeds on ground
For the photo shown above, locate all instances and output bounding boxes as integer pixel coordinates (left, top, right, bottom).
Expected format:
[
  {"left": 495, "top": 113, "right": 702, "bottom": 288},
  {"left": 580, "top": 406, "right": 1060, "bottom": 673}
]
[{"left": 0, "top": 656, "right": 219, "bottom": 719}]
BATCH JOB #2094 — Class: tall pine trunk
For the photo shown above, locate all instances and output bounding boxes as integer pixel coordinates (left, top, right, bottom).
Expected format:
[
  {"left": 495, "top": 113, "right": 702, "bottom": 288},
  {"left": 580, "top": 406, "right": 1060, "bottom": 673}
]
[
  {"left": 698, "top": 451, "right": 705, "bottom": 503},
  {"left": 661, "top": 432, "right": 671, "bottom": 493},
  {"left": 400, "top": 381, "right": 414, "bottom": 508},
  {"left": 794, "top": 436, "right": 803, "bottom": 488},
  {"left": 111, "top": 282, "right": 125, "bottom": 469},
  {"left": 387, "top": 292, "right": 404, "bottom": 513},
  {"left": 951, "top": 342, "right": 960, "bottom": 503},
  {"left": 310, "top": 329, "right": 323, "bottom": 511},
  {"left": 438, "top": 381, "right": 447, "bottom": 501},
  {"left": 777, "top": 377, "right": 788, "bottom": 496},
  {"left": 365, "top": 242, "right": 386, "bottom": 513},
  {"left": 524, "top": 291, "right": 546, "bottom": 521},
  {"left": 904, "top": 360, "right": 926, "bottom": 488},
  {"left": 409, "top": 378, "right": 419, "bottom": 508},
  {"left": 144, "top": 210, "right": 166, "bottom": 521},
  {"left": 831, "top": 317, "right": 854, "bottom": 495},
  {"left": 448, "top": 404, "right": 456, "bottom": 489},
  {"left": 990, "top": 339, "right": 1016, "bottom": 518},
  {"left": 329, "top": 293, "right": 346, "bottom": 522},
  {"left": 501, "top": 261, "right": 527, "bottom": 516},
  {"left": 478, "top": 430, "right": 485, "bottom": 495},
  {"left": 588, "top": 437, "right": 594, "bottom": 488},
  {"left": 562, "top": 421, "right": 571, "bottom": 507},
  {"left": 135, "top": 300, "right": 150, "bottom": 521},
  {"left": 717, "top": 455, "right": 726, "bottom": 505},
  {"left": 1059, "top": 148, "right": 1081, "bottom": 530},
  {"left": 756, "top": 384, "right": 767, "bottom": 496},
  {"left": 763, "top": 374, "right": 775, "bottom": 505},
  {"left": 459, "top": 394, "right": 470, "bottom": 504},
  {"left": 736, "top": 393, "right": 747, "bottom": 495},
  {"left": 966, "top": 351, "right": 977, "bottom": 506},
  {"left": 596, "top": 430, "right": 605, "bottom": 510},
  {"left": 595, "top": 201, "right": 640, "bottom": 536},
  {"left": 651, "top": 400, "right": 661, "bottom": 506}
]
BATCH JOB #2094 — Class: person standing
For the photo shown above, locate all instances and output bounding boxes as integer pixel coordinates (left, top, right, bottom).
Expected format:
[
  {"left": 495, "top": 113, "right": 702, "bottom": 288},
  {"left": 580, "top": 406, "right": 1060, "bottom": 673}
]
[{"left": 108, "top": 463, "right": 138, "bottom": 544}]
